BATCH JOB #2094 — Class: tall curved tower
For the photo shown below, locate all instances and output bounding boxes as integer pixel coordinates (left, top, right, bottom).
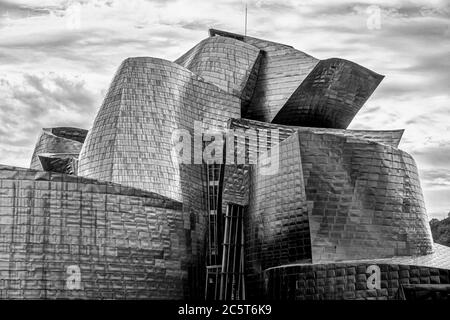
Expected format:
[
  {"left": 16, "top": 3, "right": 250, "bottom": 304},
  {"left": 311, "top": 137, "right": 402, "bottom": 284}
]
[{"left": 78, "top": 57, "right": 240, "bottom": 201}]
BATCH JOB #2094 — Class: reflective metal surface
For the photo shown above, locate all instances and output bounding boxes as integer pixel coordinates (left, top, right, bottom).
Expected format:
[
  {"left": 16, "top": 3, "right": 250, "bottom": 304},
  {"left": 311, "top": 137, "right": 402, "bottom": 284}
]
[
  {"left": 0, "top": 29, "right": 446, "bottom": 300},
  {"left": 30, "top": 127, "right": 87, "bottom": 170}
]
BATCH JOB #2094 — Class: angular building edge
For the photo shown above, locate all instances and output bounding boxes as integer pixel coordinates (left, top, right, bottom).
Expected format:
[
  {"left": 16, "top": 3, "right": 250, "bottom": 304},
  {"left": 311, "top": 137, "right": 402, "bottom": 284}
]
[
  {"left": 0, "top": 164, "right": 205, "bottom": 299},
  {"left": 4, "top": 29, "right": 449, "bottom": 300}
]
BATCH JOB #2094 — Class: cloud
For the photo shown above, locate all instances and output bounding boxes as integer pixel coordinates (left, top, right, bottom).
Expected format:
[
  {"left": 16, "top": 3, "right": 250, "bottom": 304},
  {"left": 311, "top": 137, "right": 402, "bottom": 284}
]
[
  {"left": 0, "top": 0, "right": 448, "bottom": 219},
  {"left": 0, "top": 73, "right": 99, "bottom": 166}
]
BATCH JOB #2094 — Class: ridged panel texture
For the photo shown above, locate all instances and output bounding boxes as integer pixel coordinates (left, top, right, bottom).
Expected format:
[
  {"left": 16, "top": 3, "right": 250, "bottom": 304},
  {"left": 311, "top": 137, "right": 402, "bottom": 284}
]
[
  {"left": 174, "top": 36, "right": 261, "bottom": 100},
  {"left": 241, "top": 36, "right": 319, "bottom": 122},
  {"left": 0, "top": 165, "right": 204, "bottom": 299},
  {"left": 220, "top": 118, "right": 405, "bottom": 218},
  {"left": 3, "top": 28, "right": 445, "bottom": 301},
  {"left": 272, "top": 59, "right": 384, "bottom": 128},
  {"left": 262, "top": 254, "right": 450, "bottom": 300},
  {"left": 77, "top": 57, "right": 240, "bottom": 201},
  {"left": 209, "top": 29, "right": 383, "bottom": 129},
  {"left": 30, "top": 128, "right": 87, "bottom": 170},
  {"left": 296, "top": 132, "right": 433, "bottom": 262},
  {"left": 246, "top": 133, "right": 312, "bottom": 276},
  {"left": 38, "top": 154, "right": 78, "bottom": 175},
  {"left": 229, "top": 118, "right": 404, "bottom": 148}
]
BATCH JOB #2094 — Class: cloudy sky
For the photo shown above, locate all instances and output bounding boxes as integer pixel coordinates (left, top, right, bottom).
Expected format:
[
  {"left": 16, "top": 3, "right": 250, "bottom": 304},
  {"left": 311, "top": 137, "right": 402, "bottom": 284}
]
[{"left": 0, "top": 0, "right": 448, "bottom": 219}]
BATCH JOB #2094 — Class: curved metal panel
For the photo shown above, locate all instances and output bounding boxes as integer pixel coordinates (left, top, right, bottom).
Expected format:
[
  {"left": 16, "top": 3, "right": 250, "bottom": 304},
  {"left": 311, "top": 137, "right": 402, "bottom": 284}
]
[
  {"left": 272, "top": 58, "right": 384, "bottom": 128},
  {"left": 30, "top": 127, "right": 87, "bottom": 170},
  {"left": 78, "top": 57, "right": 240, "bottom": 201},
  {"left": 0, "top": 165, "right": 203, "bottom": 299}
]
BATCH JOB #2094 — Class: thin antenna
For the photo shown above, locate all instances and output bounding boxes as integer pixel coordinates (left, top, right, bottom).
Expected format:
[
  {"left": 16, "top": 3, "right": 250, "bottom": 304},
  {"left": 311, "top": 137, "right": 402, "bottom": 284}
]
[{"left": 244, "top": 3, "right": 247, "bottom": 36}]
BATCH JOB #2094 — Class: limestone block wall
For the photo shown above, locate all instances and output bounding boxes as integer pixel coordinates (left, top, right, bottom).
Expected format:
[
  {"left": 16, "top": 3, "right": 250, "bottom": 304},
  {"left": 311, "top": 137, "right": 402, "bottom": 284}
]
[{"left": 0, "top": 165, "right": 204, "bottom": 299}]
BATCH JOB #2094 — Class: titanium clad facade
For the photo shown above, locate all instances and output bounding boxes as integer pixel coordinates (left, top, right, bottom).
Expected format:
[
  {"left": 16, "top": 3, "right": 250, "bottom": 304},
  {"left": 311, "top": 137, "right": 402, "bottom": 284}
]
[
  {"left": 0, "top": 165, "right": 202, "bottom": 299},
  {"left": 246, "top": 133, "right": 312, "bottom": 271},
  {"left": 272, "top": 58, "right": 384, "bottom": 128},
  {"left": 30, "top": 127, "right": 88, "bottom": 171},
  {"left": 229, "top": 118, "right": 405, "bottom": 148},
  {"left": 1, "top": 28, "right": 446, "bottom": 300},
  {"left": 220, "top": 118, "right": 405, "bottom": 222},
  {"left": 263, "top": 246, "right": 450, "bottom": 300},
  {"left": 209, "top": 29, "right": 320, "bottom": 122},
  {"left": 209, "top": 29, "right": 383, "bottom": 129},
  {"left": 297, "top": 132, "right": 433, "bottom": 262},
  {"left": 38, "top": 154, "right": 79, "bottom": 175},
  {"left": 78, "top": 57, "right": 240, "bottom": 201},
  {"left": 175, "top": 36, "right": 261, "bottom": 100}
]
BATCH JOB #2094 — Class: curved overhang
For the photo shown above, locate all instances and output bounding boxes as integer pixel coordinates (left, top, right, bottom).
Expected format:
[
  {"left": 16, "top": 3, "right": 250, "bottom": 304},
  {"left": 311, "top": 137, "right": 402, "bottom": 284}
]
[
  {"left": 30, "top": 127, "right": 87, "bottom": 170},
  {"left": 175, "top": 35, "right": 262, "bottom": 100},
  {"left": 229, "top": 118, "right": 404, "bottom": 148},
  {"left": 272, "top": 58, "right": 384, "bottom": 128}
]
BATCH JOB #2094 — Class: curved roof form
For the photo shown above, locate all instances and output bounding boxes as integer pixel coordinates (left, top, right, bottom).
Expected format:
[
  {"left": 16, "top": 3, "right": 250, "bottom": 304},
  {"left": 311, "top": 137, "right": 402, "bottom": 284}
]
[
  {"left": 229, "top": 118, "right": 404, "bottom": 148},
  {"left": 209, "top": 29, "right": 383, "bottom": 128},
  {"left": 38, "top": 153, "right": 78, "bottom": 175},
  {"left": 78, "top": 57, "right": 240, "bottom": 201},
  {"left": 209, "top": 30, "right": 320, "bottom": 123},
  {"left": 175, "top": 35, "right": 261, "bottom": 101},
  {"left": 30, "top": 127, "right": 87, "bottom": 170},
  {"left": 8, "top": 28, "right": 445, "bottom": 300}
]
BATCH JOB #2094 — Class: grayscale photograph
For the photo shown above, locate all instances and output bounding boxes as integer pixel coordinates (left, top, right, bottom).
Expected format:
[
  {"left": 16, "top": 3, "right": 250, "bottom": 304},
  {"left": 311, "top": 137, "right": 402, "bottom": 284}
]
[{"left": 0, "top": 0, "right": 449, "bottom": 315}]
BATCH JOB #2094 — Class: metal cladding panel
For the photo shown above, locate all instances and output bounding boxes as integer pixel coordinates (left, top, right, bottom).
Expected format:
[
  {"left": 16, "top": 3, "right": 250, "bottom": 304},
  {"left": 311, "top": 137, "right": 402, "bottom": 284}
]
[
  {"left": 272, "top": 58, "right": 384, "bottom": 128},
  {"left": 13, "top": 29, "right": 447, "bottom": 300},
  {"left": 30, "top": 128, "right": 86, "bottom": 170},
  {"left": 229, "top": 118, "right": 404, "bottom": 148},
  {"left": 0, "top": 165, "right": 204, "bottom": 299},
  {"left": 175, "top": 36, "right": 261, "bottom": 100},
  {"left": 49, "top": 127, "right": 88, "bottom": 143},
  {"left": 209, "top": 30, "right": 383, "bottom": 128},
  {"left": 221, "top": 164, "right": 250, "bottom": 213},
  {"left": 38, "top": 154, "right": 78, "bottom": 175},
  {"left": 261, "top": 246, "right": 450, "bottom": 300},
  {"left": 296, "top": 132, "right": 433, "bottom": 262},
  {"left": 242, "top": 37, "right": 319, "bottom": 122},
  {"left": 221, "top": 116, "right": 402, "bottom": 217},
  {"left": 78, "top": 57, "right": 240, "bottom": 201},
  {"left": 209, "top": 29, "right": 319, "bottom": 122},
  {"left": 246, "top": 133, "right": 312, "bottom": 277}
]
